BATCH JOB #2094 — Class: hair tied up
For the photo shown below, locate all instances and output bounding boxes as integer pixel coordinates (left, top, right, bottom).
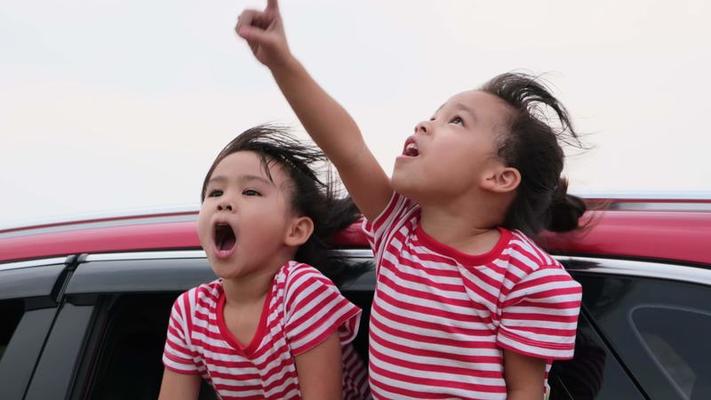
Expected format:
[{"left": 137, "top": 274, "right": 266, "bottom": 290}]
[{"left": 546, "top": 177, "right": 586, "bottom": 233}]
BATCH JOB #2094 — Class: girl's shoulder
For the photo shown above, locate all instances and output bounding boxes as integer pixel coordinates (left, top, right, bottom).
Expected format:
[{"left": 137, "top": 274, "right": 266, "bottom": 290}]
[
  {"left": 278, "top": 260, "right": 337, "bottom": 296},
  {"left": 504, "top": 229, "right": 561, "bottom": 269},
  {"left": 279, "top": 260, "right": 330, "bottom": 281},
  {"left": 174, "top": 279, "right": 223, "bottom": 307},
  {"left": 494, "top": 228, "right": 579, "bottom": 285},
  {"left": 484, "top": 229, "right": 580, "bottom": 302}
]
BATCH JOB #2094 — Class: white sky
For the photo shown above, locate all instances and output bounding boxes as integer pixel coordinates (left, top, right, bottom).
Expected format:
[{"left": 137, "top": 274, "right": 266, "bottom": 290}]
[{"left": 2, "top": 0, "right": 710, "bottom": 228}]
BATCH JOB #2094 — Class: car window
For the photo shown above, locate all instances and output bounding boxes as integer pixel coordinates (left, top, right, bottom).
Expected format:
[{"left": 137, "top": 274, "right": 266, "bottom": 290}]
[
  {"left": 0, "top": 299, "right": 24, "bottom": 362},
  {"left": 0, "top": 297, "right": 62, "bottom": 400},
  {"left": 576, "top": 273, "right": 711, "bottom": 400},
  {"left": 548, "top": 310, "right": 643, "bottom": 400},
  {"left": 631, "top": 305, "right": 711, "bottom": 399},
  {"left": 78, "top": 294, "right": 217, "bottom": 400}
]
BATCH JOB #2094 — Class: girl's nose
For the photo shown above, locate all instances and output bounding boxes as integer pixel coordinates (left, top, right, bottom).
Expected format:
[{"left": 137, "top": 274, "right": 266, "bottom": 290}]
[
  {"left": 217, "top": 202, "right": 233, "bottom": 212},
  {"left": 414, "top": 120, "right": 431, "bottom": 135}
]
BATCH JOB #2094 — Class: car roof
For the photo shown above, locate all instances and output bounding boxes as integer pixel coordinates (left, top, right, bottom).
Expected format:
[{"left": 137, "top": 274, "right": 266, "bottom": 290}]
[{"left": 1, "top": 198, "right": 710, "bottom": 266}]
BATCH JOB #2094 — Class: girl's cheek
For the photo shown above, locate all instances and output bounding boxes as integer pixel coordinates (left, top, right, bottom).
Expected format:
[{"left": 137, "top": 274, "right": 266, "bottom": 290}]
[{"left": 196, "top": 217, "right": 211, "bottom": 243}]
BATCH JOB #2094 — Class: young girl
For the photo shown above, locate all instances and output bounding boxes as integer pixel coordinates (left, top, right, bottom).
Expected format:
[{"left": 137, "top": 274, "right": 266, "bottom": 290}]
[
  {"left": 236, "top": 1, "right": 584, "bottom": 399},
  {"left": 158, "top": 125, "right": 370, "bottom": 400}
]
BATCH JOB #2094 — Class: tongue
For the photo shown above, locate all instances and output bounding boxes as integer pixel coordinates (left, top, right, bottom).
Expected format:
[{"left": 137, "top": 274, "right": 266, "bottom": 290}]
[
  {"left": 215, "top": 225, "right": 236, "bottom": 251},
  {"left": 219, "top": 233, "right": 236, "bottom": 250}
]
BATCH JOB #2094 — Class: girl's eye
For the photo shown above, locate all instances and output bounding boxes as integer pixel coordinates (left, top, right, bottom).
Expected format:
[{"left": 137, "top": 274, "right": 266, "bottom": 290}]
[
  {"left": 450, "top": 116, "right": 464, "bottom": 125},
  {"left": 207, "top": 189, "right": 223, "bottom": 197},
  {"left": 242, "top": 189, "right": 261, "bottom": 197}
]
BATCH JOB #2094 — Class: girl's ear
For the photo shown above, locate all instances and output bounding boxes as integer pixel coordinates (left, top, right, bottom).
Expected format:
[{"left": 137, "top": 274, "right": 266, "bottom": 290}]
[
  {"left": 284, "top": 216, "right": 314, "bottom": 247},
  {"left": 482, "top": 166, "right": 521, "bottom": 193}
]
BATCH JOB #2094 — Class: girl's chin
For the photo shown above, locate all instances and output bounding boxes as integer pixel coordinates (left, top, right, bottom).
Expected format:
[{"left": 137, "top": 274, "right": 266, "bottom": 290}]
[
  {"left": 208, "top": 255, "right": 240, "bottom": 275},
  {"left": 211, "top": 267, "right": 244, "bottom": 281}
]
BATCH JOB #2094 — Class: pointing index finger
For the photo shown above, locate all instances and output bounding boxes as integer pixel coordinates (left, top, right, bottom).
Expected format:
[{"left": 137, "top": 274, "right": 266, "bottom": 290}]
[{"left": 266, "top": 0, "right": 279, "bottom": 12}]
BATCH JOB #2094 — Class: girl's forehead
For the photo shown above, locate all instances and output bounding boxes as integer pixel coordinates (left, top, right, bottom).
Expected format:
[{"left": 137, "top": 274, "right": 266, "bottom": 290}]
[
  {"left": 441, "top": 90, "right": 512, "bottom": 124},
  {"left": 443, "top": 90, "right": 501, "bottom": 110},
  {"left": 212, "top": 151, "right": 289, "bottom": 184}
]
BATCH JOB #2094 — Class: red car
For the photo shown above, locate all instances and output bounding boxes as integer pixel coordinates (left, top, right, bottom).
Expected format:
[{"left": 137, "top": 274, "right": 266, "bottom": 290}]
[{"left": 1, "top": 196, "right": 710, "bottom": 400}]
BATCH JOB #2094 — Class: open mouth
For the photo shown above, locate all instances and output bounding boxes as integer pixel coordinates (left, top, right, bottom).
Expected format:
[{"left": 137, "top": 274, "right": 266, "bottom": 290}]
[
  {"left": 214, "top": 223, "right": 236, "bottom": 252},
  {"left": 402, "top": 137, "right": 420, "bottom": 157}
]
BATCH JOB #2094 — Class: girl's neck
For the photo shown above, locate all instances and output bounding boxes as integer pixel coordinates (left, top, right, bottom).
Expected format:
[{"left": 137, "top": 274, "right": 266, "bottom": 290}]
[
  {"left": 419, "top": 199, "right": 504, "bottom": 255},
  {"left": 221, "top": 258, "right": 289, "bottom": 305}
]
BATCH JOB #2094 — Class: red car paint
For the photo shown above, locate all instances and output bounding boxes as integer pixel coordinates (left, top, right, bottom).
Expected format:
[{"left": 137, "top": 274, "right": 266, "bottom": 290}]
[{"left": 1, "top": 201, "right": 709, "bottom": 266}]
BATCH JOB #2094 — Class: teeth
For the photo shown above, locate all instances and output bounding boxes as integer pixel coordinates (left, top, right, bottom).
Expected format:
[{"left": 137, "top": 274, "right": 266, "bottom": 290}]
[{"left": 404, "top": 142, "right": 419, "bottom": 156}]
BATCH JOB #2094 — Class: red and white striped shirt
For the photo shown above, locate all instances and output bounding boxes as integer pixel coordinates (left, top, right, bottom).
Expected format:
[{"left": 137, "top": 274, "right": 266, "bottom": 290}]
[
  {"left": 363, "top": 193, "right": 582, "bottom": 399},
  {"left": 162, "top": 261, "right": 370, "bottom": 399}
]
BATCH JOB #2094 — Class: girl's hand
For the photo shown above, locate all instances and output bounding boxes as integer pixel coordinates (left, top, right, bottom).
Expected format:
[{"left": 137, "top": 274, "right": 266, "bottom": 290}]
[{"left": 235, "top": 0, "right": 292, "bottom": 68}]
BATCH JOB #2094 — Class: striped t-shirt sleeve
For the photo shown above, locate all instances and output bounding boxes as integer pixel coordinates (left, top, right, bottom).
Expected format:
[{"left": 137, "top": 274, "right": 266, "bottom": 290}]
[
  {"left": 496, "top": 265, "right": 583, "bottom": 360},
  {"left": 162, "top": 291, "right": 201, "bottom": 374},
  {"left": 284, "top": 265, "right": 362, "bottom": 356},
  {"left": 362, "top": 192, "right": 416, "bottom": 257}
]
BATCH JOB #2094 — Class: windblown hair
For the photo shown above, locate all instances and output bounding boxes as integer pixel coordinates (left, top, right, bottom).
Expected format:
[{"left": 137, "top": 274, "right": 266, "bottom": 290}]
[
  {"left": 201, "top": 125, "right": 362, "bottom": 284},
  {"left": 481, "top": 73, "right": 586, "bottom": 236}
]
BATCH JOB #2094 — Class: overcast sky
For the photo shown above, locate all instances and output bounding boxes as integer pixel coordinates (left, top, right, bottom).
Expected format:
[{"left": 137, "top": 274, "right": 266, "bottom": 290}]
[{"left": 2, "top": 0, "right": 710, "bottom": 228}]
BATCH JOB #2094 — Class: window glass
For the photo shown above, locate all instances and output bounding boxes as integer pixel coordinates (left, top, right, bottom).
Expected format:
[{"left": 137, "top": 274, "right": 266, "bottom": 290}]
[
  {"left": 577, "top": 273, "right": 711, "bottom": 400},
  {"left": 549, "top": 311, "right": 643, "bottom": 400},
  {"left": 632, "top": 306, "right": 711, "bottom": 399},
  {"left": 0, "top": 300, "right": 24, "bottom": 362},
  {"left": 82, "top": 294, "right": 217, "bottom": 400}
]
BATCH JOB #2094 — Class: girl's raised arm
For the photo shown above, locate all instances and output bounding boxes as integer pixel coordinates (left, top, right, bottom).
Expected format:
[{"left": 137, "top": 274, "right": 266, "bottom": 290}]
[{"left": 236, "top": 0, "right": 392, "bottom": 220}]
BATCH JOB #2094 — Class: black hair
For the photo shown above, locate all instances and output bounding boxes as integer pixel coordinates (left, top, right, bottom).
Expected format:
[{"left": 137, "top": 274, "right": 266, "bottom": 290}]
[
  {"left": 201, "top": 124, "right": 364, "bottom": 284},
  {"left": 481, "top": 73, "right": 586, "bottom": 236}
]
